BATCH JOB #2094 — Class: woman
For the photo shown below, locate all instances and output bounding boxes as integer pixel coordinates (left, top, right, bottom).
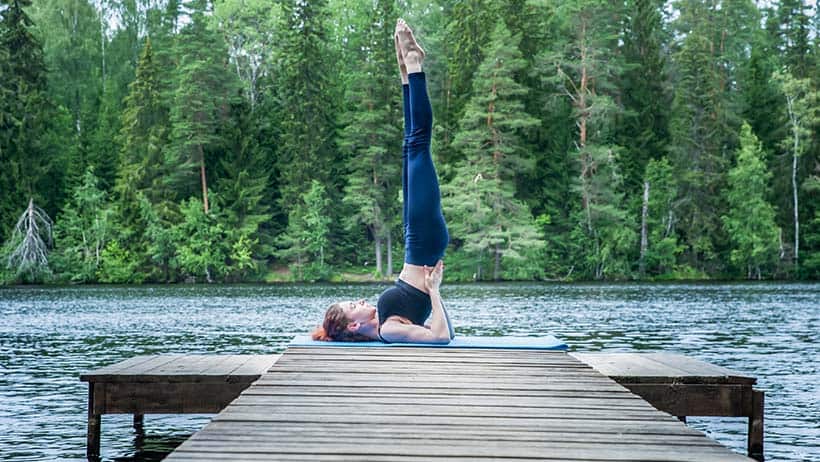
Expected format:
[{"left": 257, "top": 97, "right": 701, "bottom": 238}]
[{"left": 312, "top": 19, "right": 454, "bottom": 344}]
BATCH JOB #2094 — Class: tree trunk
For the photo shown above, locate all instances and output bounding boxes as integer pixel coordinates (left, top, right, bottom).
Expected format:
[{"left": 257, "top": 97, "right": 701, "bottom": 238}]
[
  {"left": 792, "top": 141, "right": 799, "bottom": 267},
  {"left": 639, "top": 181, "right": 649, "bottom": 276},
  {"left": 199, "top": 144, "right": 209, "bottom": 213},
  {"left": 386, "top": 228, "right": 393, "bottom": 277},
  {"left": 493, "top": 244, "right": 501, "bottom": 281},
  {"left": 374, "top": 235, "right": 383, "bottom": 276},
  {"left": 786, "top": 93, "right": 799, "bottom": 267}
]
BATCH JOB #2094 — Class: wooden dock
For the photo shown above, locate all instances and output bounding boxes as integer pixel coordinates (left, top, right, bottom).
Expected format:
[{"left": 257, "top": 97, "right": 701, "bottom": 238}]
[
  {"left": 81, "top": 354, "right": 281, "bottom": 459},
  {"left": 160, "top": 347, "right": 754, "bottom": 461},
  {"left": 573, "top": 352, "right": 764, "bottom": 460}
]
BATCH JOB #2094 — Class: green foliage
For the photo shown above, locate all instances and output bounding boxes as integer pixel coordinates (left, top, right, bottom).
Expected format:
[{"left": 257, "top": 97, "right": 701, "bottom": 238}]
[
  {"left": 173, "top": 197, "right": 228, "bottom": 282},
  {"left": 339, "top": 0, "right": 401, "bottom": 277},
  {"left": 169, "top": 0, "right": 240, "bottom": 209},
  {"left": 0, "top": 0, "right": 63, "bottom": 238},
  {"left": 642, "top": 158, "right": 683, "bottom": 275},
  {"left": 443, "top": 20, "right": 543, "bottom": 281},
  {"left": 276, "top": 180, "right": 333, "bottom": 282},
  {"left": 721, "top": 123, "right": 780, "bottom": 278},
  {"left": 274, "top": 0, "right": 339, "bottom": 216},
  {"left": 2, "top": 0, "right": 818, "bottom": 283},
  {"left": 616, "top": 0, "right": 670, "bottom": 194},
  {"left": 98, "top": 240, "right": 143, "bottom": 284},
  {"left": 52, "top": 169, "right": 114, "bottom": 282}
]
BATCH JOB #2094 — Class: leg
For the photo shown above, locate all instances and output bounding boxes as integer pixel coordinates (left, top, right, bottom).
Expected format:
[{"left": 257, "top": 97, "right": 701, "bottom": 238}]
[
  {"left": 402, "top": 84, "right": 410, "bottom": 230},
  {"left": 397, "top": 22, "right": 448, "bottom": 266},
  {"left": 404, "top": 72, "right": 448, "bottom": 266}
]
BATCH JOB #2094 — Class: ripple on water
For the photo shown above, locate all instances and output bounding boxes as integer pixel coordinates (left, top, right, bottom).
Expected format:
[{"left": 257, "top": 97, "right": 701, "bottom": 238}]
[{"left": 0, "top": 282, "right": 818, "bottom": 461}]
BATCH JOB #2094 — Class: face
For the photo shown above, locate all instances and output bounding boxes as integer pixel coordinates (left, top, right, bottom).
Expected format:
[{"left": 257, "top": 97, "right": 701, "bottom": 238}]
[{"left": 342, "top": 299, "right": 378, "bottom": 334}]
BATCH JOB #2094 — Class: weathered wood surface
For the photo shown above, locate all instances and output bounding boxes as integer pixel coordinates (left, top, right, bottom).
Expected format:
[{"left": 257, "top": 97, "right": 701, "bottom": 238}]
[
  {"left": 82, "top": 354, "right": 281, "bottom": 460},
  {"left": 81, "top": 354, "right": 281, "bottom": 383},
  {"left": 573, "top": 352, "right": 764, "bottom": 461},
  {"left": 572, "top": 352, "right": 756, "bottom": 385},
  {"left": 165, "top": 347, "right": 753, "bottom": 461}
]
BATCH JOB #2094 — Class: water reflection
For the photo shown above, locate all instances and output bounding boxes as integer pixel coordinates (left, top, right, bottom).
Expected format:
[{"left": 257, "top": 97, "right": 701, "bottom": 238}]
[{"left": 0, "top": 282, "right": 818, "bottom": 461}]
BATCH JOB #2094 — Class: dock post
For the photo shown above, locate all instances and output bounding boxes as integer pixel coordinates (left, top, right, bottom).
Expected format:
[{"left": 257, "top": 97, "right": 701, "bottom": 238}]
[
  {"left": 748, "top": 390, "right": 764, "bottom": 461},
  {"left": 86, "top": 385, "right": 101, "bottom": 460},
  {"left": 133, "top": 414, "right": 144, "bottom": 433}
]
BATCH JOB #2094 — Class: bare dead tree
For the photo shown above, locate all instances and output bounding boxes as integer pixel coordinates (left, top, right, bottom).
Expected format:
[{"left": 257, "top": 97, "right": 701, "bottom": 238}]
[{"left": 6, "top": 199, "right": 53, "bottom": 277}]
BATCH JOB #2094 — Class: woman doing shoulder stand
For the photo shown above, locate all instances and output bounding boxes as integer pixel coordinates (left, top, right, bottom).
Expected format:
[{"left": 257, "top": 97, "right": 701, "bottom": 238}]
[{"left": 312, "top": 19, "right": 454, "bottom": 344}]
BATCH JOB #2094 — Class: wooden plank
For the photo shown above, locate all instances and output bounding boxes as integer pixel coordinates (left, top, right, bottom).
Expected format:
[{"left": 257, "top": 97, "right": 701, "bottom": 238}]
[
  {"left": 244, "top": 384, "right": 638, "bottom": 399},
  {"left": 572, "top": 353, "right": 755, "bottom": 385},
  {"left": 164, "top": 347, "right": 753, "bottom": 462},
  {"left": 251, "top": 378, "right": 627, "bottom": 391},
  {"left": 232, "top": 393, "right": 660, "bottom": 410},
  {"left": 80, "top": 355, "right": 158, "bottom": 380},
  {"left": 227, "top": 354, "right": 281, "bottom": 376},
  {"left": 645, "top": 353, "right": 756, "bottom": 384},
  {"left": 168, "top": 440, "right": 751, "bottom": 461},
  {"left": 268, "top": 363, "right": 603, "bottom": 375},
  {"left": 199, "top": 354, "right": 247, "bottom": 376},
  {"left": 196, "top": 420, "right": 708, "bottom": 439},
  {"left": 222, "top": 402, "right": 669, "bottom": 420}
]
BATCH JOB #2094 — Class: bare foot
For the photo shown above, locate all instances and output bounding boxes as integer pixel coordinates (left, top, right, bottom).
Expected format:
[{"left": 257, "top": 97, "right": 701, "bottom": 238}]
[
  {"left": 394, "top": 30, "right": 408, "bottom": 85},
  {"left": 396, "top": 19, "right": 424, "bottom": 74}
]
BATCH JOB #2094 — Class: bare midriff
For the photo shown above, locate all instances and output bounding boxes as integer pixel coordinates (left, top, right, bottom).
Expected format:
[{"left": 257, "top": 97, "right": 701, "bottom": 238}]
[{"left": 398, "top": 263, "right": 428, "bottom": 294}]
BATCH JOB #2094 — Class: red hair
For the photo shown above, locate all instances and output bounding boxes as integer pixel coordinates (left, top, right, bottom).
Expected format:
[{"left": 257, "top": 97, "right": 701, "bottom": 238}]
[{"left": 312, "top": 303, "right": 372, "bottom": 342}]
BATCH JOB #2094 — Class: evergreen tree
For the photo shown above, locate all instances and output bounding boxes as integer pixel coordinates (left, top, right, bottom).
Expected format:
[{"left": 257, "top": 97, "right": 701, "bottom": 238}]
[
  {"left": 275, "top": 0, "right": 339, "bottom": 217},
  {"left": 721, "top": 123, "right": 780, "bottom": 278},
  {"left": 442, "top": 20, "right": 542, "bottom": 281},
  {"left": 339, "top": 0, "right": 401, "bottom": 277},
  {"left": 802, "top": 171, "right": 820, "bottom": 278},
  {"left": 641, "top": 158, "right": 683, "bottom": 276},
  {"left": 172, "top": 197, "right": 228, "bottom": 283},
  {"left": 52, "top": 169, "right": 115, "bottom": 282},
  {"left": 168, "top": 0, "right": 239, "bottom": 213},
  {"left": 0, "top": 0, "right": 62, "bottom": 238},
  {"left": 536, "top": 0, "right": 634, "bottom": 279},
  {"left": 277, "top": 180, "right": 332, "bottom": 282},
  {"left": 215, "top": 97, "right": 275, "bottom": 279},
  {"left": 616, "top": 0, "right": 670, "bottom": 195},
  {"left": 437, "top": 0, "right": 499, "bottom": 164},
  {"left": 114, "top": 38, "right": 176, "bottom": 274},
  {"left": 516, "top": 0, "right": 576, "bottom": 279},
  {"left": 668, "top": 0, "right": 761, "bottom": 273},
  {"left": 667, "top": 32, "right": 728, "bottom": 271},
  {"left": 776, "top": 0, "right": 812, "bottom": 79}
]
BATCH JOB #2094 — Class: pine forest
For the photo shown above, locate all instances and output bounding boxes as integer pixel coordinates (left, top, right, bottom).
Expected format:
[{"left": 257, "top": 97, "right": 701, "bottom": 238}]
[{"left": 1, "top": 0, "right": 818, "bottom": 283}]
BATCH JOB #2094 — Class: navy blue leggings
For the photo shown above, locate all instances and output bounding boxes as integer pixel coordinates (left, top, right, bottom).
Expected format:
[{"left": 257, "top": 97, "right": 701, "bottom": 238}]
[{"left": 402, "top": 72, "right": 448, "bottom": 266}]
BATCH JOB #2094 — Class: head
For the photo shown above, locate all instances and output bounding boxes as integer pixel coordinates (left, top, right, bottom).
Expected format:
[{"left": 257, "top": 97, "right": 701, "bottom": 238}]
[{"left": 312, "top": 299, "right": 379, "bottom": 342}]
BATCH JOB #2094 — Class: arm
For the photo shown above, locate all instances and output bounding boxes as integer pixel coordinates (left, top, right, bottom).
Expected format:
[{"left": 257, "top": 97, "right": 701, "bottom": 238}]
[{"left": 380, "top": 261, "right": 451, "bottom": 344}]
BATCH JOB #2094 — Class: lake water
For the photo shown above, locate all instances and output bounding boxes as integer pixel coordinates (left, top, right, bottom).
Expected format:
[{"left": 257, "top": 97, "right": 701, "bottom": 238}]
[{"left": 0, "top": 282, "right": 818, "bottom": 461}]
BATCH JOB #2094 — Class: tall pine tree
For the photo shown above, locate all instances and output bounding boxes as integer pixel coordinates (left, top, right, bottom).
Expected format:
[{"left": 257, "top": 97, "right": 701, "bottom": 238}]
[
  {"left": 275, "top": 0, "right": 339, "bottom": 217},
  {"left": 339, "top": 0, "right": 401, "bottom": 277},
  {"left": 442, "top": 20, "right": 542, "bottom": 281},
  {"left": 721, "top": 123, "right": 780, "bottom": 278},
  {"left": 168, "top": 0, "right": 239, "bottom": 213}
]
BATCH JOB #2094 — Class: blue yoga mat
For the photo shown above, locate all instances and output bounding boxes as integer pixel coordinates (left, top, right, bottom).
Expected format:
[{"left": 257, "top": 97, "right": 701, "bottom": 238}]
[{"left": 289, "top": 335, "right": 568, "bottom": 351}]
